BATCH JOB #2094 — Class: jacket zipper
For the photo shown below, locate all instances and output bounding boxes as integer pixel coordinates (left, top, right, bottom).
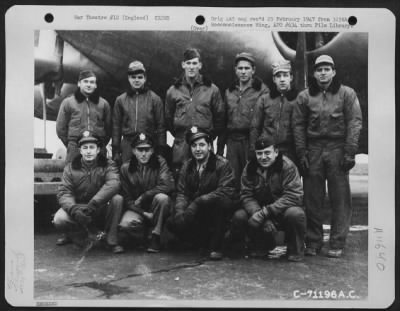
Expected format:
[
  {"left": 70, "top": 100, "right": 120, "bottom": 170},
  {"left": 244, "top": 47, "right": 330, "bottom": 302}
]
[
  {"left": 86, "top": 98, "right": 90, "bottom": 131},
  {"left": 135, "top": 93, "right": 138, "bottom": 132}
]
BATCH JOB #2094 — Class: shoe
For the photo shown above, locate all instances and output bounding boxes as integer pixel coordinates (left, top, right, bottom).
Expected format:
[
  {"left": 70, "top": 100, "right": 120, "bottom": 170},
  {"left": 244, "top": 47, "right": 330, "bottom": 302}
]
[
  {"left": 327, "top": 248, "right": 343, "bottom": 258},
  {"left": 56, "top": 236, "right": 72, "bottom": 246},
  {"left": 111, "top": 245, "right": 125, "bottom": 254},
  {"left": 288, "top": 255, "right": 304, "bottom": 262},
  {"left": 147, "top": 234, "right": 161, "bottom": 253},
  {"left": 209, "top": 251, "right": 223, "bottom": 260},
  {"left": 304, "top": 247, "right": 317, "bottom": 256}
]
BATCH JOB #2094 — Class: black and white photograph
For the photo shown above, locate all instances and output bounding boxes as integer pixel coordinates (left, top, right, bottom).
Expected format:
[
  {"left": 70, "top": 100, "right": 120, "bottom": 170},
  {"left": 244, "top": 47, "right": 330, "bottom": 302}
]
[{"left": 4, "top": 6, "right": 395, "bottom": 308}]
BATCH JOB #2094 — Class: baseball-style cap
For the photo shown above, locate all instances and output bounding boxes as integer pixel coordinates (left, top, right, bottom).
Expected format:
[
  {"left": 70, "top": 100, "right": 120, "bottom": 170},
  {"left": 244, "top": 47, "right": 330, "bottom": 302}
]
[
  {"left": 185, "top": 126, "right": 211, "bottom": 144},
  {"left": 314, "top": 55, "right": 335, "bottom": 68},
  {"left": 78, "top": 130, "right": 100, "bottom": 146},
  {"left": 272, "top": 60, "right": 292, "bottom": 75},
  {"left": 78, "top": 70, "right": 96, "bottom": 81},
  {"left": 131, "top": 132, "right": 154, "bottom": 148},
  {"left": 235, "top": 52, "right": 255, "bottom": 65},
  {"left": 127, "top": 61, "right": 146, "bottom": 74}
]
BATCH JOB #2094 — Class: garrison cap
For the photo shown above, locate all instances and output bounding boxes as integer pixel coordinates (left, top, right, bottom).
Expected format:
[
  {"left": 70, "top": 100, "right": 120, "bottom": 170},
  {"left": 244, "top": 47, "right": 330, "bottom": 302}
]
[
  {"left": 183, "top": 48, "right": 201, "bottom": 61},
  {"left": 131, "top": 132, "right": 154, "bottom": 148},
  {"left": 235, "top": 52, "right": 255, "bottom": 66},
  {"left": 127, "top": 61, "right": 146, "bottom": 74},
  {"left": 78, "top": 70, "right": 96, "bottom": 81},
  {"left": 272, "top": 59, "right": 292, "bottom": 75},
  {"left": 255, "top": 136, "right": 276, "bottom": 150},
  {"left": 185, "top": 126, "right": 211, "bottom": 144},
  {"left": 314, "top": 55, "right": 335, "bottom": 69},
  {"left": 78, "top": 131, "right": 100, "bottom": 146}
]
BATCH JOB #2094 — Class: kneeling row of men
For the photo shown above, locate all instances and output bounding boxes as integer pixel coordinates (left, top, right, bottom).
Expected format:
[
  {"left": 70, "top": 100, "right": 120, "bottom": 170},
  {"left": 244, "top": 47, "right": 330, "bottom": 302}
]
[{"left": 53, "top": 128, "right": 305, "bottom": 261}]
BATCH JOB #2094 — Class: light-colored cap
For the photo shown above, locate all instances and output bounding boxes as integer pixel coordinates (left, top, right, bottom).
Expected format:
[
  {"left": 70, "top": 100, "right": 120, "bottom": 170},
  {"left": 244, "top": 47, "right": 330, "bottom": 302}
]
[
  {"left": 272, "top": 60, "right": 291, "bottom": 75},
  {"left": 127, "top": 61, "right": 146, "bottom": 74},
  {"left": 314, "top": 55, "right": 335, "bottom": 68}
]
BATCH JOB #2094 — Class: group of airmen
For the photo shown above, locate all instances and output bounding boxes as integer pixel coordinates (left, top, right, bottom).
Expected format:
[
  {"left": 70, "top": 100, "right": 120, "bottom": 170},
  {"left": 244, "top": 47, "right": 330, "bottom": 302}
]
[{"left": 52, "top": 48, "right": 362, "bottom": 262}]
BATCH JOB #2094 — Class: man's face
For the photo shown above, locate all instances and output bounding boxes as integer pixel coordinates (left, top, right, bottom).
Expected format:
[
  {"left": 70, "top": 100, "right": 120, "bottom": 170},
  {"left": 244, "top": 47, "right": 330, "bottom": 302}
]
[
  {"left": 313, "top": 65, "right": 336, "bottom": 85},
  {"left": 256, "top": 145, "right": 279, "bottom": 168},
  {"left": 235, "top": 60, "right": 255, "bottom": 84},
  {"left": 182, "top": 58, "right": 202, "bottom": 79},
  {"left": 128, "top": 72, "right": 146, "bottom": 90},
  {"left": 80, "top": 142, "right": 100, "bottom": 162},
  {"left": 273, "top": 71, "right": 293, "bottom": 92},
  {"left": 78, "top": 77, "right": 97, "bottom": 96},
  {"left": 190, "top": 138, "right": 211, "bottom": 162},
  {"left": 133, "top": 145, "right": 154, "bottom": 165}
]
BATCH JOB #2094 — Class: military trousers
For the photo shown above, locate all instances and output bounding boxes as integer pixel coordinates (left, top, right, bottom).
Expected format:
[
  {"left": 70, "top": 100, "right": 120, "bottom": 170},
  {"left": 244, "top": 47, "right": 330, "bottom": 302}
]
[
  {"left": 230, "top": 206, "right": 306, "bottom": 256},
  {"left": 226, "top": 134, "right": 249, "bottom": 191},
  {"left": 53, "top": 194, "right": 123, "bottom": 246},
  {"left": 119, "top": 193, "right": 171, "bottom": 241},
  {"left": 304, "top": 140, "right": 352, "bottom": 250}
]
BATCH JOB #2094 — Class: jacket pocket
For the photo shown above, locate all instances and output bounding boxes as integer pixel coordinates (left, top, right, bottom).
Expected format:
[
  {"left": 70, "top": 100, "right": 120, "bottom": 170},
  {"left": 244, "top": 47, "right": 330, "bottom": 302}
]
[{"left": 329, "top": 112, "right": 345, "bottom": 134}]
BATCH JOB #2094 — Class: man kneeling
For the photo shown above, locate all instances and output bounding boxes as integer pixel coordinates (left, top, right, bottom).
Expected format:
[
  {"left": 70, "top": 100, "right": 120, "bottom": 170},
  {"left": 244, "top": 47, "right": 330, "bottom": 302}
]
[
  {"left": 53, "top": 131, "right": 124, "bottom": 254},
  {"left": 119, "top": 132, "right": 175, "bottom": 253},
  {"left": 230, "top": 136, "right": 305, "bottom": 261},
  {"left": 167, "top": 127, "right": 237, "bottom": 260}
]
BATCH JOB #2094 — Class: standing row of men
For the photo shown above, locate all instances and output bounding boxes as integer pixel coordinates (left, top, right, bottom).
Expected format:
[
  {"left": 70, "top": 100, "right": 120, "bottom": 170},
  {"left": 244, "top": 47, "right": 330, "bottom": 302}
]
[{"left": 53, "top": 48, "right": 362, "bottom": 261}]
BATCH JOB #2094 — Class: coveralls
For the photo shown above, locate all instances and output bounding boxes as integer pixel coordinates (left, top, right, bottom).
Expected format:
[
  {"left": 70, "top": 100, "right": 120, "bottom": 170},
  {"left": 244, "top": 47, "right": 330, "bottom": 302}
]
[{"left": 293, "top": 77, "right": 362, "bottom": 250}]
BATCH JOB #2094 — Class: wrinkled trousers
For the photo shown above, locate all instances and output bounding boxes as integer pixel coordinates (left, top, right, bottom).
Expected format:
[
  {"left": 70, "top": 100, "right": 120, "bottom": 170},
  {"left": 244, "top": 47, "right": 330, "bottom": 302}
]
[
  {"left": 230, "top": 206, "right": 306, "bottom": 256},
  {"left": 53, "top": 194, "right": 123, "bottom": 246},
  {"left": 119, "top": 193, "right": 171, "bottom": 241},
  {"left": 304, "top": 140, "right": 352, "bottom": 250},
  {"left": 226, "top": 135, "right": 249, "bottom": 191}
]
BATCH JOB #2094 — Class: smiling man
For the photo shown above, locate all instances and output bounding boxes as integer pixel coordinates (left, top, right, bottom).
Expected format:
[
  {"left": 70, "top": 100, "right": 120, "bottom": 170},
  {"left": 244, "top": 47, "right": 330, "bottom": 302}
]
[
  {"left": 227, "top": 136, "right": 305, "bottom": 261},
  {"left": 112, "top": 61, "right": 166, "bottom": 165},
  {"left": 166, "top": 127, "right": 236, "bottom": 260},
  {"left": 56, "top": 70, "right": 111, "bottom": 163},
  {"left": 293, "top": 55, "right": 362, "bottom": 258},
  {"left": 119, "top": 132, "right": 175, "bottom": 253},
  {"left": 165, "top": 48, "right": 225, "bottom": 179},
  {"left": 220, "top": 52, "right": 269, "bottom": 190},
  {"left": 250, "top": 59, "right": 298, "bottom": 165},
  {"left": 53, "top": 131, "right": 124, "bottom": 254}
]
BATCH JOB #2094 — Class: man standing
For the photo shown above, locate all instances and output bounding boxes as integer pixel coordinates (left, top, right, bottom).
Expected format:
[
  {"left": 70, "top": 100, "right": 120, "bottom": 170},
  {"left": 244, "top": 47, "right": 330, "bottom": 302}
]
[
  {"left": 250, "top": 59, "right": 298, "bottom": 164},
  {"left": 56, "top": 70, "right": 112, "bottom": 163},
  {"left": 119, "top": 132, "right": 175, "bottom": 253},
  {"left": 221, "top": 52, "right": 269, "bottom": 190},
  {"left": 112, "top": 61, "right": 166, "bottom": 164},
  {"left": 227, "top": 136, "right": 305, "bottom": 261},
  {"left": 167, "top": 127, "right": 236, "bottom": 260},
  {"left": 293, "top": 55, "right": 362, "bottom": 257},
  {"left": 53, "top": 131, "right": 124, "bottom": 254},
  {"left": 165, "top": 48, "right": 225, "bottom": 178}
]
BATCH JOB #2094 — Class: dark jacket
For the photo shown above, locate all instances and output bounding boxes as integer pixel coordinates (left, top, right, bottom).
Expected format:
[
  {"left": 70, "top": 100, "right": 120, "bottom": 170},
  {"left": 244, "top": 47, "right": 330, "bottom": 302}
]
[
  {"left": 293, "top": 77, "right": 362, "bottom": 157},
  {"left": 250, "top": 85, "right": 298, "bottom": 151},
  {"left": 120, "top": 155, "right": 175, "bottom": 214},
  {"left": 165, "top": 74, "right": 225, "bottom": 138},
  {"left": 175, "top": 152, "right": 236, "bottom": 214},
  {"left": 56, "top": 89, "right": 112, "bottom": 146},
  {"left": 240, "top": 153, "right": 303, "bottom": 217},
  {"left": 112, "top": 87, "right": 166, "bottom": 151},
  {"left": 57, "top": 154, "right": 120, "bottom": 214}
]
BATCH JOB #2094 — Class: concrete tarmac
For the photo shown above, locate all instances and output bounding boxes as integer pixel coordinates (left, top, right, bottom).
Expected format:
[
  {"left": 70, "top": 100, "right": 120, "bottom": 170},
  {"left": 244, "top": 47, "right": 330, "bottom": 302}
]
[{"left": 34, "top": 174, "right": 368, "bottom": 305}]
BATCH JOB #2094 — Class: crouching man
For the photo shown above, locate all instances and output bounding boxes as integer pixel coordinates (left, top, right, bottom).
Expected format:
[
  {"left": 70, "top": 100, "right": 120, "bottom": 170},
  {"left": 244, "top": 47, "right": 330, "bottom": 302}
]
[
  {"left": 230, "top": 136, "right": 305, "bottom": 261},
  {"left": 167, "top": 127, "right": 237, "bottom": 260},
  {"left": 119, "top": 132, "right": 175, "bottom": 253},
  {"left": 53, "top": 131, "right": 124, "bottom": 254}
]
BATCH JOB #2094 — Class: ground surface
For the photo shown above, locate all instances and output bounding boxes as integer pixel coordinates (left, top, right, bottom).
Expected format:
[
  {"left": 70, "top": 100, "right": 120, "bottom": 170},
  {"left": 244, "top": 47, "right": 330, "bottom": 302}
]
[{"left": 34, "top": 167, "right": 368, "bottom": 305}]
